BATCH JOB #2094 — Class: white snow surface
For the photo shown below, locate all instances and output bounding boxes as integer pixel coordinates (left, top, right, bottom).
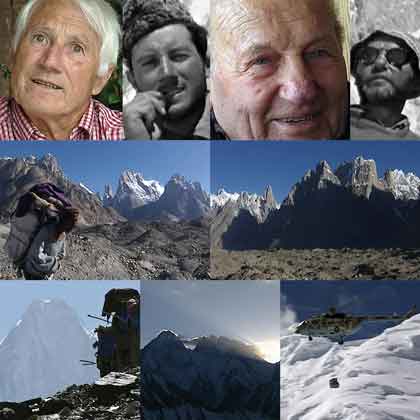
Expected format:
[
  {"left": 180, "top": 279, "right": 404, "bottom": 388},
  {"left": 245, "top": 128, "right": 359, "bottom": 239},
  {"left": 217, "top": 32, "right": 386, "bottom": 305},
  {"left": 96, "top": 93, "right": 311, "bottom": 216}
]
[
  {"left": 281, "top": 314, "right": 420, "bottom": 420},
  {"left": 386, "top": 169, "right": 420, "bottom": 200},
  {"left": 212, "top": 189, "right": 278, "bottom": 222},
  {"left": 0, "top": 299, "right": 98, "bottom": 402},
  {"left": 79, "top": 182, "right": 95, "bottom": 195},
  {"left": 210, "top": 189, "right": 240, "bottom": 207},
  {"left": 118, "top": 170, "right": 163, "bottom": 203}
]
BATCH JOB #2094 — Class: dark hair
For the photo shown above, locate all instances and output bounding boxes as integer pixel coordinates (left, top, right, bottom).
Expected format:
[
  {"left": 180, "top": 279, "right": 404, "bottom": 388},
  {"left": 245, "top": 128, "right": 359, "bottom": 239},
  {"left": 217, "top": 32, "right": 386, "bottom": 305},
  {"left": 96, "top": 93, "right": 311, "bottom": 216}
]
[{"left": 125, "top": 22, "right": 208, "bottom": 71}]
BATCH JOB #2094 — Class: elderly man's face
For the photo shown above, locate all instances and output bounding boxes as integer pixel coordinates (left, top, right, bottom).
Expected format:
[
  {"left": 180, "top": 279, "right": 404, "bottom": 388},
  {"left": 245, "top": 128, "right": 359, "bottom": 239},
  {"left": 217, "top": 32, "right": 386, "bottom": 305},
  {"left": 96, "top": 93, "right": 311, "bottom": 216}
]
[
  {"left": 11, "top": 0, "right": 111, "bottom": 123},
  {"left": 355, "top": 39, "right": 415, "bottom": 103},
  {"left": 211, "top": 0, "right": 348, "bottom": 140},
  {"left": 129, "top": 24, "right": 206, "bottom": 118}
]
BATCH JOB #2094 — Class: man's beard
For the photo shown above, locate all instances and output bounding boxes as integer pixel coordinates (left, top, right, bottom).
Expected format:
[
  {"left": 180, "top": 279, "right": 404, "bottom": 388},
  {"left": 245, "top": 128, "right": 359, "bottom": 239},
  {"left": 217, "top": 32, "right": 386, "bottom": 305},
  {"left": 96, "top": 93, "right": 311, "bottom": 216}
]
[{"left": 360, "top": 83, "right": 402, "bottom": 104}]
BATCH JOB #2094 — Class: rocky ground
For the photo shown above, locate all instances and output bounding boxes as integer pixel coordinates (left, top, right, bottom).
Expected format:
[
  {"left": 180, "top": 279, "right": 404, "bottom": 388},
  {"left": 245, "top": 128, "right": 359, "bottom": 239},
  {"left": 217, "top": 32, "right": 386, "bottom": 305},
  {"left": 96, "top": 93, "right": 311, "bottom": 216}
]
[
  {"left": 0, "top": 368, "right": 140, "bottom": 420},
  {"left": 0, "top": 220, "right": 209, "bottom": 280},
  {"left": 211, "top": 248, "right": 420, "bottom": 280}
]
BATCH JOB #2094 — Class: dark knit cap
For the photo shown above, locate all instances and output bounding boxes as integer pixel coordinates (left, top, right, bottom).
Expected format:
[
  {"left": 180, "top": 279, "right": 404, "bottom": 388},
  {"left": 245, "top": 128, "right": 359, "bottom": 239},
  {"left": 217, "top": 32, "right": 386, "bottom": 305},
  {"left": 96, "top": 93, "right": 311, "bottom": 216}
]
[{"left": 123, "top": 0, "right": 207, "bottom": 68}]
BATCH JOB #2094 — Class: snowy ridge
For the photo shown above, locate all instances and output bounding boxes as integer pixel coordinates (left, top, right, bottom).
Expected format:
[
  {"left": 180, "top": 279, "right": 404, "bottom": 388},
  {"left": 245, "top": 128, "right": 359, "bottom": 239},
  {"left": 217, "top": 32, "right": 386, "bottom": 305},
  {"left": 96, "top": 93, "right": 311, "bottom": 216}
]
[
  {"left": 212, "top": 187, "right": 278, "bottom": 223},
  {"left": 118, "top": 170, "right": 163, "bottom": 202},
  {"left": 210, "top": 189, "right": 240, "bottom": 207},
  {"left": 281, "top": 314, "right": 420, "bottom": 420},
  {"left": 104, "top": 170, "right": 164, "bottom": 218},
  {"left": 386, "top": 169, "right": 420, "bottom": 200},
  {"left": 79, "top": 182, "right": 94, "bottom": 195}
]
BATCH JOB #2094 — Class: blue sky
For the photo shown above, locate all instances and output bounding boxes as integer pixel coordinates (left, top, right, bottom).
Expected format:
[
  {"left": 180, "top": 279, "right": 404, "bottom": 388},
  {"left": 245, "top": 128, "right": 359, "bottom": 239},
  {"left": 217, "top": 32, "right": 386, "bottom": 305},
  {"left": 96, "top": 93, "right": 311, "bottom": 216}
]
[
  {"left": 142, "top": 280, "right": 280, "bottom": 350},
  {"left": 211, "top": 141, "right": 420, "bottom": 201},
  {"left": 282, "top": 280, "right": 420, "bottom": 341},
  {"left": 0, "top": 142, "right": 210, "bottom": 194},
  {"left": 0, "top": 280, "right": 140, "bottom": 341}
]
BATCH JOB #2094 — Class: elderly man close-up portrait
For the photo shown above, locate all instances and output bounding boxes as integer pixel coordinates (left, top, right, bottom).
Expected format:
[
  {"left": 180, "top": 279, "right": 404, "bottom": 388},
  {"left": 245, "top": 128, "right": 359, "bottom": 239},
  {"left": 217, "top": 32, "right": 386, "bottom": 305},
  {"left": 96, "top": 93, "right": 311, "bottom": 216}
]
[
  {"left": 123, "top": 0, "right": 209, "bottom": 140},
  {"left": 0, "top": 0, "right": 123, "bottom": 141},
  {"left": 210, "top": 0, "right": 349, "bottom": 140}
]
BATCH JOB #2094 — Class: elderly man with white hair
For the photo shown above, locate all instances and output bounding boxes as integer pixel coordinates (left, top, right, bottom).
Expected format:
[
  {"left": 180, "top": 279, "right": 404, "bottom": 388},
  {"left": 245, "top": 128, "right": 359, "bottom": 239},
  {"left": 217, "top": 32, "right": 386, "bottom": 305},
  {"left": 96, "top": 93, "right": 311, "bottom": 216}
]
[{"left": 0, "top": 0, "right": 123, "bottom": 140}]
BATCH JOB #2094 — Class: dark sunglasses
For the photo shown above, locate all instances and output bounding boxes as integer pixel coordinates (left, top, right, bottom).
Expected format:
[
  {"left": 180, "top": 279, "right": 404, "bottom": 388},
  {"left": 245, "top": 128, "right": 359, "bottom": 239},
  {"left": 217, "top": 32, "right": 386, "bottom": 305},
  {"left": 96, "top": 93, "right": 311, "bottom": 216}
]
[{"left": 358, "top": 46, "right": 409, "bottom": 67}]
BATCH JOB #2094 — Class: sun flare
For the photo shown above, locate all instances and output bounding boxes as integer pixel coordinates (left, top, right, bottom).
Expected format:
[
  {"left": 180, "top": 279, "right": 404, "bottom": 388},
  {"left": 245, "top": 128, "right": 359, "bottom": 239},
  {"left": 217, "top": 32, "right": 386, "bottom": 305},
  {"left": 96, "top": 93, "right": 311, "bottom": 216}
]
[{"left": 255, "top": 340, "right": 280, "bottom": 363}]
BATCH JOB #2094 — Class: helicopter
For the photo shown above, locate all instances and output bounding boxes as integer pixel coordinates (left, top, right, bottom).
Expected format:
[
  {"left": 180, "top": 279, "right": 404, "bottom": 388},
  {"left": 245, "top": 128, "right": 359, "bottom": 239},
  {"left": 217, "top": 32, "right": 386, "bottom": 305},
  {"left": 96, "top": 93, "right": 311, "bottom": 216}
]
[{"left": 294, "top": 305, "right": 417, "bottom": 345}]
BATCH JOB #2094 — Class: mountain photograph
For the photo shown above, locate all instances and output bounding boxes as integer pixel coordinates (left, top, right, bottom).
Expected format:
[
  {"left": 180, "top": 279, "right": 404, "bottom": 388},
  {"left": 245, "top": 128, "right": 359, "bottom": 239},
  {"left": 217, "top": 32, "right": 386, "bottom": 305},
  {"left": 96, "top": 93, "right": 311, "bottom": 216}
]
[
  {"left": 0, "top": 281, "right": 140, "bottom": 420},
  {"left": 281, "top": 280, "right": 420, "bottom": 420},
  {"left": 0, "top": 142, "right": 210, "bottom": 280},
  {"left": 211, "top": 142, "right": 420, "bottom": 280},
  {"left": 141, "top": 280, "right": 280, "bottom": 419}
]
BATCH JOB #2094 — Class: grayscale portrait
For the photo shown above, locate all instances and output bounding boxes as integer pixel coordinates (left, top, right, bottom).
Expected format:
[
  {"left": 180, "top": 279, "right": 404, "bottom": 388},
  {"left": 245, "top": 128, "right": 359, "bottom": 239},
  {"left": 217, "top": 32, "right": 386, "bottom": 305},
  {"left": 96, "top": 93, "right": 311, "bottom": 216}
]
[
  {"left": 122, "top": 0, "right": 210, "bottom": 140},
  {"left": 350, "top": 0, "right": 420, "bottom": 139}
]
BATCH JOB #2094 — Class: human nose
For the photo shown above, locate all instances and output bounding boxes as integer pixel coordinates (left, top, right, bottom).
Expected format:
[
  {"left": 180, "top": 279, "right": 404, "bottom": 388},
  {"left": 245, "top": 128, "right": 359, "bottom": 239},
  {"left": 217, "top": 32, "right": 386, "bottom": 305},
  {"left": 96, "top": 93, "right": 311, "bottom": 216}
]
[
  {"left": 278, "top": 56, "right": 318, "bottom": 104},
  {"left": 371, "top": 51, "right": 388, "bottom": 71},
  {"left": 160, "top": 56, "right": 176, "bottom": 76},
  {"left": 39, "top": 43, "right": 62, "bottom": 73}
]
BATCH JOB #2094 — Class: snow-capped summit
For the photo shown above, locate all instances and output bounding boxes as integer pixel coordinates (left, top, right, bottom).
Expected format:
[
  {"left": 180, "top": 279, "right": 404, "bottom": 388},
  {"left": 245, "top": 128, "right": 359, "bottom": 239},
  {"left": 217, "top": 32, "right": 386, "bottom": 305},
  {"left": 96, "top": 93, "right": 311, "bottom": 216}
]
[
  {"left": 210, "top": 189, "right": 240, "bottom": 207},
  {"left": 384, "top": 169, "right": 420, "bottom": 200},
  {"left": 212, "top": 186, "right": 278, "bottom": 223},
  {"left": 282, "top": 314, "right": 420, "bottom": 420},
  {"left": 0, "top": 299, "right": 97, "bottom": 402},
  {"left": 104, "top": 170, "right": 163, "bottom": 218}
]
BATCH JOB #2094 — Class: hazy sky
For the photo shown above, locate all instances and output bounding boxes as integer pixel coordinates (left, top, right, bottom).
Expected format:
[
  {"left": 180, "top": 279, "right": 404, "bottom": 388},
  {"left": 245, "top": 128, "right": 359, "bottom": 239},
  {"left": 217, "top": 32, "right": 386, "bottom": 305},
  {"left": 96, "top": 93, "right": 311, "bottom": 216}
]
[
  {"left": 211, "top": 141, "right": 420, "bottom": 201},
  {"left": 142, "top": 280, "right": 280, "bottom": 361},
  {"left": 0, "top": 142, "right": 210, "bottom": 194},
  {"left": 0, "top": 280, "right": 140, "bottom": 342}
]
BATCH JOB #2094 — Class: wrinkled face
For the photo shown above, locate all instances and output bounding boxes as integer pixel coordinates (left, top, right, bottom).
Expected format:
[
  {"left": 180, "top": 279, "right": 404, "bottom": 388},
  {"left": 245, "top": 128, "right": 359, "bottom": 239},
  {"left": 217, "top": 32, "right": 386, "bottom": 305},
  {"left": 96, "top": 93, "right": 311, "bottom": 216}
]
[
  {"left": 129, "top": 24, "right": 206, "bottom": 118},
  {"left": 11, "top": 0, "right": 110, "bottom": 122},
  {"left": 355, "top": 39, "right": 415, "bottom": 104},
  {"left": 211, "top": 0, "right": 348, "bottom": 140}
]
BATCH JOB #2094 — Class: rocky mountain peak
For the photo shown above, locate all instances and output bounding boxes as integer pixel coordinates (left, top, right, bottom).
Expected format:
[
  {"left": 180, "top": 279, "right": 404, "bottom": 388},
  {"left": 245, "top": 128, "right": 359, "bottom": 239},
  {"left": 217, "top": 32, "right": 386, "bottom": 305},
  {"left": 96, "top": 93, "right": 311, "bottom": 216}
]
[
  {"left": 335, "top": 156, "right": 382, "bottom": 198},
  {"left": 384, "top": 169, "right": 420, "bottom": 200},
  {"left": 264, "top": 185, "right": 276, "bottom": 207},
  {"left": 104, "top": 170, "right": 163, "bottom": 219},
  {"left": 39, "top": 153, "right": 60, "bottom": 175},
  {"left": 104, "top": 184, "right": 113, "bottom": 201}
]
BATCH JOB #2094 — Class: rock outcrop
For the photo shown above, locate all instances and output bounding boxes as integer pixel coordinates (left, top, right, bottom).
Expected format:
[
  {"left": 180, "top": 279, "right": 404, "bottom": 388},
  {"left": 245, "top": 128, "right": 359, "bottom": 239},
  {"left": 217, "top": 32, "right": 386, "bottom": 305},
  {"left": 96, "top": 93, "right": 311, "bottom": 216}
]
[{"left": 213, "top": 157, "right": 420, "bottom": 250}]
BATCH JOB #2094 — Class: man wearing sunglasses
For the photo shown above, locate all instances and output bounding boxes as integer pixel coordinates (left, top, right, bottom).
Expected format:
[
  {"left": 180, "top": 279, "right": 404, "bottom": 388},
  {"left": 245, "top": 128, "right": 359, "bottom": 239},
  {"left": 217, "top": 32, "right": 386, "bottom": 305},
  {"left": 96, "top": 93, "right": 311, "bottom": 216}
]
[{"left": 351, "top": 30, "right": 420, "bottom": 140}]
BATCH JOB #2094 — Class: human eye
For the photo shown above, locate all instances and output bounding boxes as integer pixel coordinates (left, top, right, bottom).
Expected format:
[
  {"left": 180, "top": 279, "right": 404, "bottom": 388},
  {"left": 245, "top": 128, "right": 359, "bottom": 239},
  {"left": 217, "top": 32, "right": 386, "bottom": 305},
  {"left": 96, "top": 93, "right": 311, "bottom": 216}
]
[
  {"left": 71, "top": 43, "right": 85, "bottom": 55},
  {"left": 172, "top": 52, "right": 190, "bottom": 62},
  {"left": 252, "top": 55, "right": 273, "bottom": 66},
  {"left": 31, "top": 33, "right": 48, "bottom": 45},
  {"left": 305, "top": 48, "right": 333, "bottom": 60}
]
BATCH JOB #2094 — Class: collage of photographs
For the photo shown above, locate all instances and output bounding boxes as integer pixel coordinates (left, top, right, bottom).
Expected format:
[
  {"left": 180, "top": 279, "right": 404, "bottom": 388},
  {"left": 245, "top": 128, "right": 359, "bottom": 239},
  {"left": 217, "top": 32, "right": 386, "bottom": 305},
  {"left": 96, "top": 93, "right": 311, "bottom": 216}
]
[{"left": 0, "top": 0, "right": 419, "bottom": 419}]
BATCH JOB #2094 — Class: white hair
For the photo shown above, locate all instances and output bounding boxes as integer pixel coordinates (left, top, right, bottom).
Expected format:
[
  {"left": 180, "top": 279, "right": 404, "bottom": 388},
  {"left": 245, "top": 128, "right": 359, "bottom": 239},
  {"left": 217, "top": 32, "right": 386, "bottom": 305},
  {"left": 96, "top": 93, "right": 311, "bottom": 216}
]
[{"left": 12, "top": 0, "right": 121, "bottom": 76}]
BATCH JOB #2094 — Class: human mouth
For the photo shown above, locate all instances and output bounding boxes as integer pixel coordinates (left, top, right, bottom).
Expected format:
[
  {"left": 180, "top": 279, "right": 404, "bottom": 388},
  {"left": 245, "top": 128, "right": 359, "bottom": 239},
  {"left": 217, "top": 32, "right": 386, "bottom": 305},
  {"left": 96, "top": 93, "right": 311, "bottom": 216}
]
[
  {"left": 278, "top": 114, "right": 319, "bottom": 124},
  {"left": 271, "top": 112, "right": 321, "bottom": 124},
  {"left": 31, "top": 78, "right": 63, "bottom": 90}
]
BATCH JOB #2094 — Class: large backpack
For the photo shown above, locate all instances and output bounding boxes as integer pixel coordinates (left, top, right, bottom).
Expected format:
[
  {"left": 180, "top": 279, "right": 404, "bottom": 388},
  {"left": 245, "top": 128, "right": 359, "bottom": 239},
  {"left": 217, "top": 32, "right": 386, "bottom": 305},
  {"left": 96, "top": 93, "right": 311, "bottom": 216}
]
[{"left": 4, "top": 183, "right": 72, "bottom": 266}]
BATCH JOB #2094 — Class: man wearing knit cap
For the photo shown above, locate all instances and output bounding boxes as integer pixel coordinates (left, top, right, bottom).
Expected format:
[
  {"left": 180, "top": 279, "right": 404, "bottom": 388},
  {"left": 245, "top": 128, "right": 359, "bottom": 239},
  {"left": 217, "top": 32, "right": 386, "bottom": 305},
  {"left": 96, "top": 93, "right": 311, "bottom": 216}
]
[
  {"left": 123, "top": 0, "right": 209, "bottom": 139},
  {"left": 351, "top": 30, "right": 420, "bottom": 139}
]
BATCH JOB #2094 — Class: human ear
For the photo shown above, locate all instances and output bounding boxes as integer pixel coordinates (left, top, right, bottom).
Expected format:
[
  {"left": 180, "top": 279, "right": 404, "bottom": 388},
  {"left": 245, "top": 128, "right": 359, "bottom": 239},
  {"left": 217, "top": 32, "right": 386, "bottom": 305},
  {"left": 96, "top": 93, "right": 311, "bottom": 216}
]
[{"left": 92, "top": 65, "right": 115, "bottom": 96}]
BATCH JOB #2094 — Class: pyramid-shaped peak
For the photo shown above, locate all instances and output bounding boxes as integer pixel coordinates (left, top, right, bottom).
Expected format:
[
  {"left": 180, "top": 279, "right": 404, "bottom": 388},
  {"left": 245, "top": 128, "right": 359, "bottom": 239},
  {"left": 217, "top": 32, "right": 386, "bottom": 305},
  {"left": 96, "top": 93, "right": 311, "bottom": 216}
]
[{"left": 154, "top": 330, "right": 180, "bottom": 343}]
